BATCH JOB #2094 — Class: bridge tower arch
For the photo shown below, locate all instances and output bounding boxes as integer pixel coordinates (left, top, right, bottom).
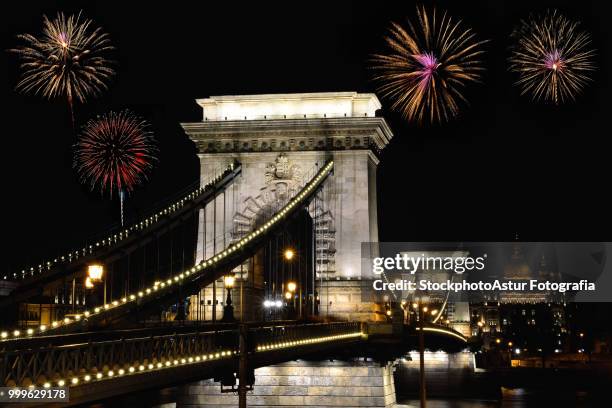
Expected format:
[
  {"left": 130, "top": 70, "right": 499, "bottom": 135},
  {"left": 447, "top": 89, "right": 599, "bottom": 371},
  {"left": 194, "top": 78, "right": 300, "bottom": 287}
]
[{"left": 182, "top": 92, "right": 393, "bottom": 321}]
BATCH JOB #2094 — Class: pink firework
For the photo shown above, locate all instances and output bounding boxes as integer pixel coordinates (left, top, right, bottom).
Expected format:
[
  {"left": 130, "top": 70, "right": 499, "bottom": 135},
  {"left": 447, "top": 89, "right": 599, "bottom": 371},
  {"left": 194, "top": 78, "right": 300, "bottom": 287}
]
[
  {"left": 544, "top": 50, "right": 564, "bottom": 71},
  {"left": 413, "top": 52, "right": 440, "bottom": 90}
]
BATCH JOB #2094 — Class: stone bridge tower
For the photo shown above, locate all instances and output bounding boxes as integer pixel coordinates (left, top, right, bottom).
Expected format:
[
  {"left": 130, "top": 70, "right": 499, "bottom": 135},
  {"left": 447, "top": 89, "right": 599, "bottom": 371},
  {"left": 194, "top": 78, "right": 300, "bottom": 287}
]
[{"left": 181, "top": 92, "right": 392, "bottom": 321}]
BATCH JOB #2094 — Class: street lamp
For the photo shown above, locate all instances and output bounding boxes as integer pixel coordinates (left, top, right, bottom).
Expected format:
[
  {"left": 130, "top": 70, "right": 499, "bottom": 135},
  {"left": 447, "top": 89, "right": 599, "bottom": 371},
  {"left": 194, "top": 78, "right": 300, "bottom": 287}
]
[
  {"left": 222, "top": 275, "right": 235, "bottom": 322},
  {"left": 287, "top": 281, "right": 297, "bottom": 293},
  {"left": 413, "top": 295, "right": 430, "bottom": 408},
  {"left": 224, "top": 274, "right": 235, "bottom": 288},
  {"left": 284, "top": 249, "right": 295, "bottom": 261},
  {"left": 86, "top": 263, "right": 106, "bottom": 305},
  {"left": 284, "top": 248, "right": 299, "bottom": 318},
  {"left": 87, "top": 264, "right": 104, "bottom": 281},
  {"left": 285, "top": 280, "right": 297, "bottom": 319},
  {"left": 401, "top": 300, "right": 409, "bottom": 324}
]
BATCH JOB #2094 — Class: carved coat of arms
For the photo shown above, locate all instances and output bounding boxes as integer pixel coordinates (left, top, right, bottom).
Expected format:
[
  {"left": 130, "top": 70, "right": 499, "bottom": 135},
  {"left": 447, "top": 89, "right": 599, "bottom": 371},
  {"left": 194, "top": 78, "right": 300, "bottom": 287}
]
[{"left": 264, "top": 154, "right": 303, "bottom": 185}]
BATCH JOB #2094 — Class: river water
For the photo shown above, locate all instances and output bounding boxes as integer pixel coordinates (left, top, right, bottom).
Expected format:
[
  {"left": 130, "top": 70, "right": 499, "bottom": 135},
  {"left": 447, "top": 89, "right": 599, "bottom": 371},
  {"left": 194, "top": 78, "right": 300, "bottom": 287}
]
[{"left": 400, "top": 388, "right": 597, "bottom": 407}]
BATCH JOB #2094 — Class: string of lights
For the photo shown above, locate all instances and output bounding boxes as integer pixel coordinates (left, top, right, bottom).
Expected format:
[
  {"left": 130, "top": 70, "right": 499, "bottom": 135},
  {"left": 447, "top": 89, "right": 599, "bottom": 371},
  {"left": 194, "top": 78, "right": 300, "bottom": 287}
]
[
  {"left": 415, "top": 326, "right": 467, "bottom": 343},
  {"left": 3, "top": 163, "right": 238, "bottom": 282},
  {"left": 4, "top": 325, "right": 361, "bottom": 388},
  {"left": 256, "top": 331, "right": 363, "bottom": 351},
  {"left": 41, "top": 348, "right": 237, "bottom": 389},
  {"left": 0, "top": 161, "right": 334, "bottom": 340}
]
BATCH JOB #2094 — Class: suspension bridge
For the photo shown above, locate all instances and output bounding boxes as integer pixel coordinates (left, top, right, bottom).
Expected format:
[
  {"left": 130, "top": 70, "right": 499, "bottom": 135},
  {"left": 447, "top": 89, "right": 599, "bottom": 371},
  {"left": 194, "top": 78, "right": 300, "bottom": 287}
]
[{"left": 0, "top": 92, "right": 467, "bottom": 407}]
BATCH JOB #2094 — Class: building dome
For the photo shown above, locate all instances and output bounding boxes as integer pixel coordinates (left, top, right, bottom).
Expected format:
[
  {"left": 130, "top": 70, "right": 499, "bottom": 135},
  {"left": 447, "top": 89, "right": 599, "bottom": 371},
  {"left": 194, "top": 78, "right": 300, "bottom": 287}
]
[{"left": 503, "top": 244, "right": 532, "bottom": 280}]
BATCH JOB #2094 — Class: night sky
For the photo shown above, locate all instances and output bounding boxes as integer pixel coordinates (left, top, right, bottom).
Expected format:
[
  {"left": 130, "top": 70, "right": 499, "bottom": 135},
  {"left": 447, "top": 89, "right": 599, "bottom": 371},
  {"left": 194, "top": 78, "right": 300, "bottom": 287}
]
[{"left": 1, "top": 1, "right": 610, "bottom": 274}]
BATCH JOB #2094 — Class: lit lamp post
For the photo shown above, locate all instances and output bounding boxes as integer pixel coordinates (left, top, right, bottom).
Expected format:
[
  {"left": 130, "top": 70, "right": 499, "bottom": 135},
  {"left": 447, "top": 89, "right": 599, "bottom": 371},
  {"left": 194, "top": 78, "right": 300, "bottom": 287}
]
[
  {"left": 507, "top": 341, "right": 513, "bottom": 365},
  {"left": 284, "top": 249, "right": 294, "bottom": 261},
  {"left": 285, "top": 280, "right": 297, "bottom": 319},
  {"left": 86, "top": 264, "right": 105, "bottom": 305},
  {"left": 287, "top": 281, "right": 297, "bottom": 293},
  {"left": 284, "top": 246, "right": 298, "bottom": 317},
  {"left": 87, "top": 264, "right": 104, "bottom": 281},
  {"left": 222, "top": 275, "right": 235, "bottom": 322},
  {"left": 413, "top": 296, "right": 429, "bottom": 408},
  {"left": 477, "top": 320, "right": 484, "bottom": 332}
]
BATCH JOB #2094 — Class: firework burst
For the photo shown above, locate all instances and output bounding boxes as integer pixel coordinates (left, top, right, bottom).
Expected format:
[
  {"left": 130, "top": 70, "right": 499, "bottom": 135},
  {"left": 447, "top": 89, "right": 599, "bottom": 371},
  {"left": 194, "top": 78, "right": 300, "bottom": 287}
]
[
  {"left": 9, "top": 11, "right": 115, "bottom": 122},
  {"left": 74, "top": 110, "right": 157, "bottom": 198},
  {"left": 509, "top": 10, "right": 596, "bottom": 104},
  {"left": 371, "top": 6, "right": 487, "bottom": 124}
]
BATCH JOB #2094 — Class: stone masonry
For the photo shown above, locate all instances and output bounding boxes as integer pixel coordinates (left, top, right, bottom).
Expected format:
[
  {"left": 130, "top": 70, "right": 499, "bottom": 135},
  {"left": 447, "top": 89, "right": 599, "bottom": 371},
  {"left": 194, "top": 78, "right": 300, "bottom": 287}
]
[
  {"left": 177, "top": 359, "right": 400, "bottom": 408},
  {"left": 181, "top": 92, "right": 393, "bottom": 322}
]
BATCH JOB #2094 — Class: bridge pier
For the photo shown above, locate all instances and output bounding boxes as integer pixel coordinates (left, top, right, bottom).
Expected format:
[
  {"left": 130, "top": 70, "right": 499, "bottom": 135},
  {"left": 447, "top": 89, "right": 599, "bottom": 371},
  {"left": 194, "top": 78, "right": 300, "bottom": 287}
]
[
  {"left": 395, "top": 351, "right": 481, "bottom": 399},
  {"left": 177, "top": 359, "right": 404, "bottom": 407}
]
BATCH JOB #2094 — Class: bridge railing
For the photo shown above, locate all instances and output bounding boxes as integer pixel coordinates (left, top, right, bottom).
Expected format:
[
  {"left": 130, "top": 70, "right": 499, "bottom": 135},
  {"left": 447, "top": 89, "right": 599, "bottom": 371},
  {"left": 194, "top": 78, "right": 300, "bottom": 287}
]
[
  {"left": 1, "top": 330, "right": 234, "bottom": 387},
  {"left": 0, "top": 322, "right": 363, "bottom": 388}
]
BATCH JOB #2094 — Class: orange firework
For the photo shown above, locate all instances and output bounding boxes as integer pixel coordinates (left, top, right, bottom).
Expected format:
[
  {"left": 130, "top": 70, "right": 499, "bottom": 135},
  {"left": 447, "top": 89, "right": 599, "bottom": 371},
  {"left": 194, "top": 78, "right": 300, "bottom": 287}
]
[{"left": 371, "top": 6, "right": 487, "bottom": 124}]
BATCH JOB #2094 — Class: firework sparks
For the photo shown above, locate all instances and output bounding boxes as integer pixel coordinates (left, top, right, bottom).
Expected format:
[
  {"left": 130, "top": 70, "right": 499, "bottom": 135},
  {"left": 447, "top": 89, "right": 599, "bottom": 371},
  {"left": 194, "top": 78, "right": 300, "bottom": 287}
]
[
  {"left": 371, "top": 6, "right": 486, "bottom": 124},
  {"left": 9, "top": 11, "right": 115, "bottom": 121},
  {"left": 74, "top": 110, "right": 157, "bottom": 198},
  {"left": 509, "top": 10, "right": 596, "bottom": 104}
]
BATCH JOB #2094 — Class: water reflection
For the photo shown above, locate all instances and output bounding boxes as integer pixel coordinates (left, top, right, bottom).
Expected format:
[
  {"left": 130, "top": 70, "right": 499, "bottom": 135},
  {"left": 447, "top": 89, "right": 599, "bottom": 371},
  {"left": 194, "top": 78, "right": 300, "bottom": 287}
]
[{"left": 401, "top": 388, "right": 596, "bottom": 408}]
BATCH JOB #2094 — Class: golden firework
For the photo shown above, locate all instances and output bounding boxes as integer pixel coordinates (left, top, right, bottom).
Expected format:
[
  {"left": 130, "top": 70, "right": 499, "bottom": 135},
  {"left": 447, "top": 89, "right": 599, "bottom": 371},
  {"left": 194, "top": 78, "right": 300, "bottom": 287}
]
[
  {"left": 371, "top": 6, "right": 486, "bottom": 124},
  {"left": 509, "top": 10, "right": 596, "bottom": 104},
  {"left": 10, "top": 11, "right": 115, "bottom": 122}
]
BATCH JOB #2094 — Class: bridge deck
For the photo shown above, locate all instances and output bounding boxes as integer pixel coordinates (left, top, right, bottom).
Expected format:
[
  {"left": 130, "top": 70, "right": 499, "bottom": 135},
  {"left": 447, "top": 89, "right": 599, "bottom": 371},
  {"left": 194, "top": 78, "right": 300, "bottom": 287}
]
[{"left": 0, "top": 322, "right": 466, "bottom": 407}]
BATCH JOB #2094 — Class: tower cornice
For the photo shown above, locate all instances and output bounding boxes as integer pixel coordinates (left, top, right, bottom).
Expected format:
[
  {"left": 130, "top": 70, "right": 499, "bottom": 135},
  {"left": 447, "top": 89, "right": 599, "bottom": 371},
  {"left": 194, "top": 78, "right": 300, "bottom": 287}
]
[{"left": 182, "top": 116, "right": 393, "bottom": 156}]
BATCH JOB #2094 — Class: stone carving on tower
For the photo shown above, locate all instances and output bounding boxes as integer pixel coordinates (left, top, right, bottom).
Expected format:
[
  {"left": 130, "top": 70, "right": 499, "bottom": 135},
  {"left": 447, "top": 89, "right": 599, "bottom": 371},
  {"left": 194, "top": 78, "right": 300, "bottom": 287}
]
[
  {"left": 264, "top": 154, "right": 303, "bottom": 186},
  {"left": 232, "top": 153, "right": 304, "bottom": 242},
  {"left": 231, "top": 153, "right": 337, "bottom": 278},
  {"left": 263, "top": 154, "right": 304, "bottom": 200}
]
